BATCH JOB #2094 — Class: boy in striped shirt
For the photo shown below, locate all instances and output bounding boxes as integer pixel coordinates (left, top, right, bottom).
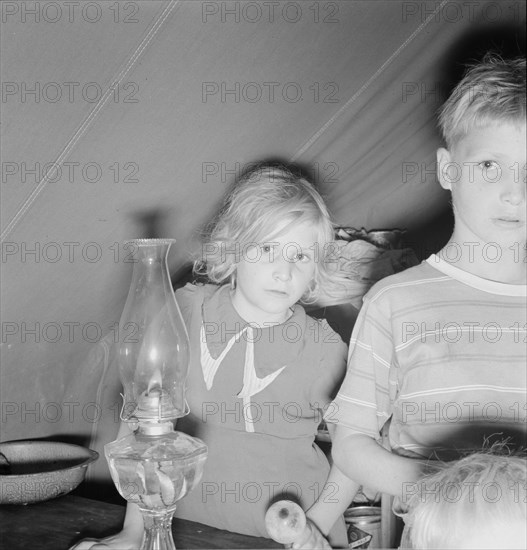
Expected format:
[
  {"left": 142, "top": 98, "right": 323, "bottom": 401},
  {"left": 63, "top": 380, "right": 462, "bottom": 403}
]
[{"left": 303, "top": 55, "right": 526, "bottom": 548}]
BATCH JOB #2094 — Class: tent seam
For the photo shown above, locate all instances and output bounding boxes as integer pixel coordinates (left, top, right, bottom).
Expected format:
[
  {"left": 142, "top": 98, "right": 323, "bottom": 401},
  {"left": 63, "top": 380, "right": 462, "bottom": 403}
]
[
  {"left": 290, "top": 0, "right": 450, "bottom": 163},
  {"left": 0, "top": 0, "right": 181, "bottom": 243}
]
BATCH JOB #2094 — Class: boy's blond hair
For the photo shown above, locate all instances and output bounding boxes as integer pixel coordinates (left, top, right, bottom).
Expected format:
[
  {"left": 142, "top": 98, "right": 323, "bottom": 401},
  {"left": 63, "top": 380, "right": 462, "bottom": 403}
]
[
  {"left": 407, "top": 449, "right": 527, "bottom": 549},
  {"left": 438, "top": 54, "right": 526, "bottom": 149}
]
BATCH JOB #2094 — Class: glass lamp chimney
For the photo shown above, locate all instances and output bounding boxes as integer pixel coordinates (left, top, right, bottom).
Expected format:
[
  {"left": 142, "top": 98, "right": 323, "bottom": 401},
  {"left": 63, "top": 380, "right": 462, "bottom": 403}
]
[{"left": 117, "top": 239, "right": 190, "bottom": 424}]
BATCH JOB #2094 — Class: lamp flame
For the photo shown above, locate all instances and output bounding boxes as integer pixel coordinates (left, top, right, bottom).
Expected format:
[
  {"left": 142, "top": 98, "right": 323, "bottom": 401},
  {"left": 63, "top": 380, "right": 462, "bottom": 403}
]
[{"left": 147, "top": 368, "right": 163, "bottom": 394}]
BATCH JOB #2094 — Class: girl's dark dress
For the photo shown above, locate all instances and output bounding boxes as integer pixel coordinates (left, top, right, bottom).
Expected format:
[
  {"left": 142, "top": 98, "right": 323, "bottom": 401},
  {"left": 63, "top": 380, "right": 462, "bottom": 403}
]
[{"left": 174, "top": 284, "right": 348, "bottom": 545}]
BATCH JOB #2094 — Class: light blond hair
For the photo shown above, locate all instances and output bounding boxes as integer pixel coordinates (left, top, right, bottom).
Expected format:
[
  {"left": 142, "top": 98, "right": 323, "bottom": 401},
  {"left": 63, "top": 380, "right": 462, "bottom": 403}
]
[
  {"left": 438, "top": 54, "right": 526, "bottom": 149},
  {"left": 407, "top": 447, "right": 527, "bottom": 548},
  {"left": 195, "top": 163, "right": 338, "bottom": 304}
]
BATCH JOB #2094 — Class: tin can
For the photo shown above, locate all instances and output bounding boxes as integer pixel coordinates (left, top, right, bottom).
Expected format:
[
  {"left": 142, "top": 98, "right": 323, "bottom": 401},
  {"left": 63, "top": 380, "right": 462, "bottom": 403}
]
[{"left": 345, "top": 506, "right": 382, "bottom": 549}]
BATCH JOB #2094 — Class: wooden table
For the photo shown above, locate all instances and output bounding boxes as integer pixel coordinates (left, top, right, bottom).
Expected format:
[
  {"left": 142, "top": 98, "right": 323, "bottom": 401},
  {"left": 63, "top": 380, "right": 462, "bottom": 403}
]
[{"left": 0, "top": 494, "right": 282, "bottom": 550}]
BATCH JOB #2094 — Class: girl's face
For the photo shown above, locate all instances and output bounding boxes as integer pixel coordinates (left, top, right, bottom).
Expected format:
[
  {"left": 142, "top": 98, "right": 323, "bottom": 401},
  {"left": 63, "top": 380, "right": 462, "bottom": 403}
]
[{"left": 231, "top": 220, "right": 319, "bottom": 325}]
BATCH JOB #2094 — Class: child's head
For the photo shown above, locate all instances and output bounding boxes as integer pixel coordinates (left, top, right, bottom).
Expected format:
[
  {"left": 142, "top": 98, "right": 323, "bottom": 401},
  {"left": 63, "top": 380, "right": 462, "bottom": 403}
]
[
  {"left": 438, "top": 54, "right": 526, "bottom": 150},
  {"left": 197, "top": 163, "right": 336, "bottom": 310},
  {"left": 407, "top": 451, "right": 527, "bottom": 549},
  {"left": 436, "top": 55, "right": 526, "bottom": 252}
]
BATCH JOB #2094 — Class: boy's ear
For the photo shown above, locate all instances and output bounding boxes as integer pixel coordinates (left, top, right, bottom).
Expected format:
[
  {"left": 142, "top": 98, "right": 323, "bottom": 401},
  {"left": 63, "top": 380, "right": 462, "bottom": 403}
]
[{"left": 436, "top": 147, "right": 453, "bottom": 191}]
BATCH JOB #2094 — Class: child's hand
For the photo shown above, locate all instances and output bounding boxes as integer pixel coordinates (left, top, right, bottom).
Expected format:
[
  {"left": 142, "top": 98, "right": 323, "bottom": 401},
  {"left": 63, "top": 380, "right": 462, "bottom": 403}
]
[
  {"left": 69, "top": 530, "right": 142, "bottom": 550},
  {"left": 290, "top": 519, "right": 332, "bottom": 549},
  {"left": 69, "top": 540, "right": 111, "bottom": 550}
]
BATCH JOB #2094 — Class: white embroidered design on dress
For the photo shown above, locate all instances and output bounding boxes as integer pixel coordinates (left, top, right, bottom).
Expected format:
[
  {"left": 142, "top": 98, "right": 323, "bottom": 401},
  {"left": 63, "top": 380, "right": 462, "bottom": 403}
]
[{"left": 200, "top": 323, "right": 286, "bottom": 432}]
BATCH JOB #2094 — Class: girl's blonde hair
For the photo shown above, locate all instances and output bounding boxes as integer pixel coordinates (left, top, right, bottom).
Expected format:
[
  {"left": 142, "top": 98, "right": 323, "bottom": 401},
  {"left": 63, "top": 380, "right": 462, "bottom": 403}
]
[
  {"left": 438, "top": 54, "right": 526, "bottom": 149},
  {"left": 195, "top": 163, "right": 337, "bottom": 304}
]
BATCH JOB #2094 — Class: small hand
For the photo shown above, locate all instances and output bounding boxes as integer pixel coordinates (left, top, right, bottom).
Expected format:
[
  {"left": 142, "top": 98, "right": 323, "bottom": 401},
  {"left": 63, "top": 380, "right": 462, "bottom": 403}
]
[
  {"left": 69, "top": 539, "right": 106, "bottom": 550},
  {"left": 290, "top": 519, "right": 332, "bottom": 550},
  {"left": 69, "top": 531, "right": 141, "bottom": 550}
]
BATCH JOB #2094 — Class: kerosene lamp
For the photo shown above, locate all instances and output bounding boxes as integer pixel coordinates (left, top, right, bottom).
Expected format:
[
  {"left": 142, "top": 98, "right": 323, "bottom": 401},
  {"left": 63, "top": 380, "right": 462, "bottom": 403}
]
[{"left": 105, "top": 239, "right": 207, "bottom": 550}]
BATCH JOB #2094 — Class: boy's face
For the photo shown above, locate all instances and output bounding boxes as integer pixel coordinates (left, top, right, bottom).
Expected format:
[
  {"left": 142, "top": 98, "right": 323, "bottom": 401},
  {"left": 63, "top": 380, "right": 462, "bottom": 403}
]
[{"left": 437, "top": 121, "right": 526, "bottom": 249}]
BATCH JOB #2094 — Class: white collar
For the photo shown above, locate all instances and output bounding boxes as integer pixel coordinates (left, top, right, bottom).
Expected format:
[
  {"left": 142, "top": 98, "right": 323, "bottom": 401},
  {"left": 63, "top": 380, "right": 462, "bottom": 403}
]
[{"left": 426, "top": 255, "right": 526, "bottom": 297}]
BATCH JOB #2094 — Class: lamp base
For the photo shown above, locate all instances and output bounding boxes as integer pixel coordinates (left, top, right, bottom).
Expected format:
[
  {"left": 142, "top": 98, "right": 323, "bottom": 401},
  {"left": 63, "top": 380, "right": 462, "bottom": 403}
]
[{"left": 140, "top": 505, "right": 178, "bottom": 550}]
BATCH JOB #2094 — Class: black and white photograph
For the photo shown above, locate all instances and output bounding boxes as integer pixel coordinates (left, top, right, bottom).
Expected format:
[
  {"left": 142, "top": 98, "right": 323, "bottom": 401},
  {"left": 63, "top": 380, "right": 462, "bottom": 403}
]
[{"left": 1, "top": 1, "right": 525, "bottom": 548}]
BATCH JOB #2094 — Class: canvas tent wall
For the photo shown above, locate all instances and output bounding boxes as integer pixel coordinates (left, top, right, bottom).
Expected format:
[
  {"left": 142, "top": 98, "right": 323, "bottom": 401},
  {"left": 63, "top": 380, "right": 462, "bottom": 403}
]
[{"left": 1, "top": 0, "right": 525, "bottom": 488}]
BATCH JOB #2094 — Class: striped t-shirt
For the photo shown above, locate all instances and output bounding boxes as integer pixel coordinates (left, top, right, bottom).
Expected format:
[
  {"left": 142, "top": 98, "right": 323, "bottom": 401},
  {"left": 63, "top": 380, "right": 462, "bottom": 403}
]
[{"left": 329, "top": 255, "right": 527, "bottom": 460}]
